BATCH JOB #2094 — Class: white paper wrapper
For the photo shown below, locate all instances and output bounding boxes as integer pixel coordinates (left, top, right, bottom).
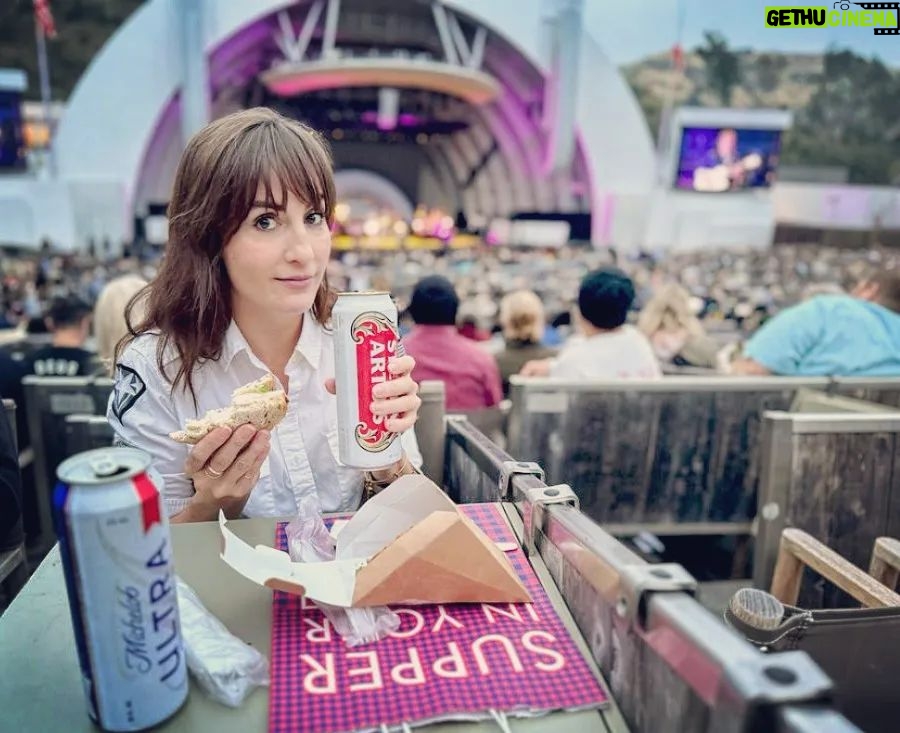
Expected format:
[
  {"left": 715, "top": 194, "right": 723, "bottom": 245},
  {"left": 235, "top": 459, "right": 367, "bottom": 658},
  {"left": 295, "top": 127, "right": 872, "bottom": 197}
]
[
  {"left": 176, "top": 577, "right": 269, "bottom": 707},
  {"left": 284, "top": 514, "right": 400, "bottom": 646}
]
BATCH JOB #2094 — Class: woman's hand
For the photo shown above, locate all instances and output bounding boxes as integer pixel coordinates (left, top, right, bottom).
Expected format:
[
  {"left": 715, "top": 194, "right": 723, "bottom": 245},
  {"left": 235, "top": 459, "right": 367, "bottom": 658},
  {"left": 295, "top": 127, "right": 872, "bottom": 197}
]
[
  {"left": 519, "top": 358, "right": 553, "bottom": 377},
  {"left": 324, "top": 354, "right": 421, "bottom": 434},
  {"left": 174, "top": 424, "right": 271, "bottom": 522}
]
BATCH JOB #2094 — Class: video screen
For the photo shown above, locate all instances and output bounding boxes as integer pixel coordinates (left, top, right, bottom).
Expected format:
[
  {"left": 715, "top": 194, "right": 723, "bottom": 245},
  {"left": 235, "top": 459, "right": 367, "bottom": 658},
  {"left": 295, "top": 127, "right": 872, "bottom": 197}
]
[
  {"left": 0, "top": 91, "right": 26, "bottom": 170},
  {"left": 675, "top": 127, "right": 782, "bottom": 192}
]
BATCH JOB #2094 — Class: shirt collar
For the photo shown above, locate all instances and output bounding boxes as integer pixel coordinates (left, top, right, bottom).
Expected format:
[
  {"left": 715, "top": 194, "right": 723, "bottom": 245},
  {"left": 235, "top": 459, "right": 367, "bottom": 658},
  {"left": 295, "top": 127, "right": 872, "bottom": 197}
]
[{"left": 221, "top": 313, "right": 324, "bottom": 370}]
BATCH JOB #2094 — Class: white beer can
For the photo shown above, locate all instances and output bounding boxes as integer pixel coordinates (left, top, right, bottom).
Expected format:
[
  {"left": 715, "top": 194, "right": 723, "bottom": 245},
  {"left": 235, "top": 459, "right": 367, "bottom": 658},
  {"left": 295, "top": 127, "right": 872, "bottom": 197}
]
[
  {"left": 54, "top": 447, "right": 188, "bottom": 731},
  {"left": 332, "top": 291, "right": 404, "bottom": 469}
]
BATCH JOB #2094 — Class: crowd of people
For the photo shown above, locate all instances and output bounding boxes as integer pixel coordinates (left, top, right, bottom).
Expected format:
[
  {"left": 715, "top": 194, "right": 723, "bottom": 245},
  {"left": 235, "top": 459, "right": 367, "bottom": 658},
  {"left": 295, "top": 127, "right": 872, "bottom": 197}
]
[
  {"left": 3, "top": 238, "right": 900, "bottom": 391},
  {"left": 1, "top": 109, "right": 900, "bottom": 579}
]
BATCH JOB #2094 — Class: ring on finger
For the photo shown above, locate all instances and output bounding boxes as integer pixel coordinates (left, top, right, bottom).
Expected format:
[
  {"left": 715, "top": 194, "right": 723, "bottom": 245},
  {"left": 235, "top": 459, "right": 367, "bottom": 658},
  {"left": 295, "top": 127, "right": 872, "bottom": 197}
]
[{"left": 203, "top": 465, "right": 224, "bottom": 478}]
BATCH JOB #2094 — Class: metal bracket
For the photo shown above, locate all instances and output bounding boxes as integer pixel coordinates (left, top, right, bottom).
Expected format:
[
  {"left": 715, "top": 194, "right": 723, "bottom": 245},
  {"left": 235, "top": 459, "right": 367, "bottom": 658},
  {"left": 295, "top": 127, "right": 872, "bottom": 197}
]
[
  {"left": 522, "top": 483, "right": 578, "bottom": 556},
  {"left": 617, "top": 564, "right": 698, "bottom": 627},
  {"left": 498, "top": 461, "right": 545, "bottom": 501}
]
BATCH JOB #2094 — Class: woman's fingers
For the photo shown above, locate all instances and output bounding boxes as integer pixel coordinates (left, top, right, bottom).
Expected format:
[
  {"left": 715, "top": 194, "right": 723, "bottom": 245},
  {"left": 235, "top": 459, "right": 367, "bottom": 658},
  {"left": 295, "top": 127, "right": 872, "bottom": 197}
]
[
  {"left": 206, "top": 424, "right": 259, "bottom": 475},
  {"left": 223, "top": 431, "right": 270, "bottom": 488},
  {"left": 385, "top": 411, "right": 417, "bottom": 433},
  {"left": 388, "top": 354, "right": 415, "bottom": 377},
  {"left": 184, "top": 426, "right": 232, "bottom": 476},
  {"left": 373, "top": 374, "right": 418, "bottom": 401}
]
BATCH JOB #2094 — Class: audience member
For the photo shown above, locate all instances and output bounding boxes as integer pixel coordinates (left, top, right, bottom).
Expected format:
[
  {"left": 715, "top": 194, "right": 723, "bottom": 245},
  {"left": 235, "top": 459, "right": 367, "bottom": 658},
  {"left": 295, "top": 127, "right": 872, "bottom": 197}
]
[
  {"left": 94, "top": 274, "right": 148, "bottom": 374},
  {"left": 732, "top": 268, "right": 900, "bottom": 376},
  {"left": 495, "top": 290, "right": 556, "bottom": 396},
  {"left": 521, "top": 268, "right": 661, "bottom": 379},
  {"left": 403, "top": 275, "right": 503, "bottom": 409},
  {"left": 637, "top": 283, "right": 720, "bottom": 369},
  {"left": 25, "top": 295, "right": 95, "bottom": 377}
]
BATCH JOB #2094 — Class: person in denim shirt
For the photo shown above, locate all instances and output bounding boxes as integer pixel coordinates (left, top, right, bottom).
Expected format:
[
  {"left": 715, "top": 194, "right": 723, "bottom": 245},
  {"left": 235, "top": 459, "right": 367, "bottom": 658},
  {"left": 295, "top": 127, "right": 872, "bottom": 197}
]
[{"left": 732, "top": 269, "right": 900, "bottom": 376}]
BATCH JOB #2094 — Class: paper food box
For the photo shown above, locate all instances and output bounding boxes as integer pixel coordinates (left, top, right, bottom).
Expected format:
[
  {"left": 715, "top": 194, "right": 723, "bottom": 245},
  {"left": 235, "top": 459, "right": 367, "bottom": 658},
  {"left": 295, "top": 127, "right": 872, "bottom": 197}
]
[{"left": 219, "top": 474, "right": 530, "bottom": 607}]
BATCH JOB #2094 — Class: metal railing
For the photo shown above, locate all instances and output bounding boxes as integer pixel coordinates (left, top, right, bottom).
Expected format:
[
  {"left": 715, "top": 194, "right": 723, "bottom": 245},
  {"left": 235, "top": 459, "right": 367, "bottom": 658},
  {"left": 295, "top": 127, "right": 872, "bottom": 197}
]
[{"left": 443, "top": 416, "right": 862, "bottom": 733}]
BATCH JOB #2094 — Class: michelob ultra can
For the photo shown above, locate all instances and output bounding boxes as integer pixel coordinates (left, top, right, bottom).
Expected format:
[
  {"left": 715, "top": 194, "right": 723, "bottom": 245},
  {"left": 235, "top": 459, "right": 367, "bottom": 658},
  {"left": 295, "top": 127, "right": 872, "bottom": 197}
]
[
  {"left": 53, "top": 447, "right": 188, "bottom": 731},
  {"left": 332, "top": 291, "right": 404, "bottom": 469}
]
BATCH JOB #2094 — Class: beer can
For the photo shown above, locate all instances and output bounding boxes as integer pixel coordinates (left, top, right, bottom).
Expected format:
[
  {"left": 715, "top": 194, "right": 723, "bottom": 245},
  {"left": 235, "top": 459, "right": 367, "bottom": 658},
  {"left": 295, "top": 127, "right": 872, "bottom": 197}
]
[
  {"left": 332, "top": 291, "right": 404, "bottom": 469},
  {"left": 53, "top": 447, "right": 188, "bottom": 731}
]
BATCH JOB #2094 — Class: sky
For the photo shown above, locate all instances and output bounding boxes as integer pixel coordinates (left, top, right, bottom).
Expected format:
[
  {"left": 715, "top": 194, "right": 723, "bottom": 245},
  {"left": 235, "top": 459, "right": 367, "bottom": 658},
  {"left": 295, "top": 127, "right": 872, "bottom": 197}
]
[{"left": 584, "top": 0, "right": 900, "bottom": 66}]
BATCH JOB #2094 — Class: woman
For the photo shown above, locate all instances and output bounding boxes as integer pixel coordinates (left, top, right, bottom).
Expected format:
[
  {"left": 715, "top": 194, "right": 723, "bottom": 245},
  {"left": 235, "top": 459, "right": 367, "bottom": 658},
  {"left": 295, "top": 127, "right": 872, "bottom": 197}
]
[
  {"left": 109, "top": 108, "right": 422, "bottom": 522},
  {"left": 93, "top": 274, "right": 148, "bottom": 374},
  {"left": 494, "top": 290, "right": 556, "bottom": 396},
  {"left": 636, "top": 283, "right": 719, "bottom": 369}
]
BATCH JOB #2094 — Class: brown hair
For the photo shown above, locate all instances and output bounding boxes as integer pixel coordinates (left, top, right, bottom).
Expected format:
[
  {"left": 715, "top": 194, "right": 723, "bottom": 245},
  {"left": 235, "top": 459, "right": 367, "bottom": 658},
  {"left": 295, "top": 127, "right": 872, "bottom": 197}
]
[
  {"left": 119, "top": 107, "right": 337, "bottom": 402},
  {"left": 637, "top": 282, "right": 705, "bottom": 338},
  {"left": 871, "top": 268, "right": 900, "bottom": 314}
]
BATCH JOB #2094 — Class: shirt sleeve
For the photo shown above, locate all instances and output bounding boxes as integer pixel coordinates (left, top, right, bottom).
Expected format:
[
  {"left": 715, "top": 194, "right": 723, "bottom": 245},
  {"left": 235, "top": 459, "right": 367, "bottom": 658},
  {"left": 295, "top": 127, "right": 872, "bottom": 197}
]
[
  {"left": 549, "top": 342, "right": 577, "bottom": 378},
  {"left": 483, "top": 356, "right": 504, "bottom": 407},
  {"left": 744, "top": 299, "right": 827, "bottom": 376},
  {"left": 107, "top": 344, "right": 194, "bottom": 516},
  {"left": 400, "top": 427, "right": 423, "bottom": 470}
]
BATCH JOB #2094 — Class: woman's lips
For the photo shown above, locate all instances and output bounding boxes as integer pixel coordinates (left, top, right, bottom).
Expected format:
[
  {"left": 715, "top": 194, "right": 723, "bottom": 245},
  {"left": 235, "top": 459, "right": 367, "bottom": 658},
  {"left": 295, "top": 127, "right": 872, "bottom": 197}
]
[{"left": 275, "top": 275, "right": 315, "bottom": 289}]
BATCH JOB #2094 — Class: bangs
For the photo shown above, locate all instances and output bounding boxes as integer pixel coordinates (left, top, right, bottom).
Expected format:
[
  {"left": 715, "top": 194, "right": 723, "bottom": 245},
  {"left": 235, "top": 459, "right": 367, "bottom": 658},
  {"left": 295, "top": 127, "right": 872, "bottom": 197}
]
[{"left": 223, "top": 117, "right": 336, "bottom": 234}]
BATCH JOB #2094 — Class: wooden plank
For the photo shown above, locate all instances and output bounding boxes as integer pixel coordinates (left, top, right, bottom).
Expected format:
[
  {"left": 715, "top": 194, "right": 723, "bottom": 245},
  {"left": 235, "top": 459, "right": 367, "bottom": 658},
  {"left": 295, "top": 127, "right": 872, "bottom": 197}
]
[
  {"left": 645, "top": 391, "right": 714, "bottom": 523},
  {"left": 869, "top": 537, "right": 900, "bottom": 590},
  {"left": 771, "top": 528, "right": 900, "bottom": 608},
  {"left": 0, "top": 546, "right": 25, "bottom": 583},
  {"left": 558, "top": 391, "right": 661, "bottom": 525},
  {"left": 708, "top": 389, "right": 796, "bottom": 524}
]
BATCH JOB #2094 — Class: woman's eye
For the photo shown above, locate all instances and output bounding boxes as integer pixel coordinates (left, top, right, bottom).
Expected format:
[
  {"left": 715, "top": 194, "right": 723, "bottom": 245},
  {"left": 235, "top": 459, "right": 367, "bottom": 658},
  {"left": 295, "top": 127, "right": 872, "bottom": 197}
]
[
  {"left": 306, "top": 211, "right": 325, "bottom": 226},
  {"left": 254, "top": 215, "right": 277, "bottom": 231}
]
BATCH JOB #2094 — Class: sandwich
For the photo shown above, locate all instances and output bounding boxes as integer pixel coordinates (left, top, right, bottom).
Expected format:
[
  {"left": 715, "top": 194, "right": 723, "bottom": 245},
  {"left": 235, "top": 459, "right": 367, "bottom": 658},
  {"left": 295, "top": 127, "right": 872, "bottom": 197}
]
[{"left": 169, "top": 374, "right": 288, "bottom": 444}]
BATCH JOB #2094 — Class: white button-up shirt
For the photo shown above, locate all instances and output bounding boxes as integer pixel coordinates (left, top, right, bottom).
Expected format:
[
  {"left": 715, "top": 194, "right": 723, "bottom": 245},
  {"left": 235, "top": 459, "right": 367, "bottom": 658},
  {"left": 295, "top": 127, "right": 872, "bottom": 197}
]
[{"left": 108, "top": 315, "right": 422, "bottom": 518}]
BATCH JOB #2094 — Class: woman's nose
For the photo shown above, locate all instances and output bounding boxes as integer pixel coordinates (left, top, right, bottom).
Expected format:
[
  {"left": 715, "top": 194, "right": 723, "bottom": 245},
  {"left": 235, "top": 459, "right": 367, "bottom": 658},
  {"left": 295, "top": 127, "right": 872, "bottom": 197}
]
[{"left": 284, "top": 224, "right": 314, "bottom": 261}]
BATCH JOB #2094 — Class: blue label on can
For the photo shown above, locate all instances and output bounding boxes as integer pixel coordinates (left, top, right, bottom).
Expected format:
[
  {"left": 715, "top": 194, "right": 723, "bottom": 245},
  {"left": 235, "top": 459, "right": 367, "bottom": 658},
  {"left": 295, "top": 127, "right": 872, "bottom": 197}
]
[{"left": 53, "top": 480, "right": 101, "bottom": 723}]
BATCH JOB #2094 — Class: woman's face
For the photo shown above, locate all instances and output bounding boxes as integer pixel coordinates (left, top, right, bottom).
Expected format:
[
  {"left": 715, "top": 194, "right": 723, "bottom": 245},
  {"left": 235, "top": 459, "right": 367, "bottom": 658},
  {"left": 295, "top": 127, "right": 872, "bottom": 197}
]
[{"left": 223, "top": 181, "right": 331, "bottom": 321}]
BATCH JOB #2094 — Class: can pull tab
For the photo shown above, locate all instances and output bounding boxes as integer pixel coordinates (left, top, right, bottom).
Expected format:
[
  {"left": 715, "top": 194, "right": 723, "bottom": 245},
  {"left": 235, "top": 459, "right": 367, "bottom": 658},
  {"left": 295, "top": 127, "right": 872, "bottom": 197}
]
[{"left": 89, "top": 455, "right": 121, "bottom": 478}]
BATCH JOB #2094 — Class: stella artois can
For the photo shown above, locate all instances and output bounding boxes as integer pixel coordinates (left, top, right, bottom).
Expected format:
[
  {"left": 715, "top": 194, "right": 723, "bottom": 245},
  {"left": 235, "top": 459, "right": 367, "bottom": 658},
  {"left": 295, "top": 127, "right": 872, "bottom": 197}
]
[
  {"left": 53, "top": 447, "right": 188, "bottom": 731},
  {"left": 332, "top": 291, "right": 404, "bottom": 469}
]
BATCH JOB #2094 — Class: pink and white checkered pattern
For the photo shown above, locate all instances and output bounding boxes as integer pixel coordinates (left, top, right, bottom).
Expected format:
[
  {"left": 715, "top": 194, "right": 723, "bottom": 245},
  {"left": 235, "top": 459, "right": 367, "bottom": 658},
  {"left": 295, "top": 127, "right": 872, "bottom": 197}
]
[{"left": 269, "top": 503, "right": 608, "bottom": 733}]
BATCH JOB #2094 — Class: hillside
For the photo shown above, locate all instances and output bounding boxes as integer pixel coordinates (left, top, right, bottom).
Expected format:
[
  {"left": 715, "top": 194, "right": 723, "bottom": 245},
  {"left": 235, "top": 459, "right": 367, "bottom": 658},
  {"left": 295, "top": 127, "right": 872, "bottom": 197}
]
[
  {"left": 624, "top": 45, "right": 900, "bottom": 184},
  {"left": 623, "top": 49, "right": 824, "bottom": 137}
]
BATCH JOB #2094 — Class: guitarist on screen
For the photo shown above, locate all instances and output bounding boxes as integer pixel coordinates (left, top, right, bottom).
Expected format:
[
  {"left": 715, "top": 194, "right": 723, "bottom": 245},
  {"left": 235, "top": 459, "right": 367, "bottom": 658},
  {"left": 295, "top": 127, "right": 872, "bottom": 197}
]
[{"left": 692, "top": 128, "right": 764, "bottom": 192}]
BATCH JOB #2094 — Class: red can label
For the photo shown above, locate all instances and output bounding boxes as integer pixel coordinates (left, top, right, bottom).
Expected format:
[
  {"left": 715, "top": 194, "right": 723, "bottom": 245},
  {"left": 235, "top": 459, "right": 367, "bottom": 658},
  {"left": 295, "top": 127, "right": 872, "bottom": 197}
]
[{"left": 352, "top": 311, "right": 399, "bottom": 452}]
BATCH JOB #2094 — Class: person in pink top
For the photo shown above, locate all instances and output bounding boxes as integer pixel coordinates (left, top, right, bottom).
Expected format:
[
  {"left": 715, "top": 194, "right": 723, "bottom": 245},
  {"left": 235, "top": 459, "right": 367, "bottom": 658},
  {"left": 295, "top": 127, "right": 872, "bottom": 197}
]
[{"left": 402, "top": 276, "right": 503, "bottom": 410}]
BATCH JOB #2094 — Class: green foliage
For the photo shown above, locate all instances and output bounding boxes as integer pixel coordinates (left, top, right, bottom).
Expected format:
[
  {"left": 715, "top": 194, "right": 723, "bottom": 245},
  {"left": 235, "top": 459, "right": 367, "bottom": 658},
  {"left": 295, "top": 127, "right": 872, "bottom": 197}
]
[
  {"left": 0, "top": 0, "right": 143, "bottom": 100},
  {"left": 696, "top": 31, "right": 742, "bottom": 106},
  {"left": 782, "top": 48, "right": 900, "bottom": 183}
]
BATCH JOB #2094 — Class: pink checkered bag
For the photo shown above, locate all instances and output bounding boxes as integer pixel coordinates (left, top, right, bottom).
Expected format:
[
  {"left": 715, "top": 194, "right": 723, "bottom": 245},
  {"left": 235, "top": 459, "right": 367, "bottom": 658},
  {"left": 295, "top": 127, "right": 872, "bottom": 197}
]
[{"left": 269, "top": 503, "right": 609, "bottom": 733}]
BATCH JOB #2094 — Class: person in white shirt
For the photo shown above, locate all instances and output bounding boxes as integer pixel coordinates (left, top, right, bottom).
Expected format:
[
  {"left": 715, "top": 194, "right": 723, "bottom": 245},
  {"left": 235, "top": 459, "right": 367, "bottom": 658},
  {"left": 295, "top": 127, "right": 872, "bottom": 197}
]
[
  {"left": 520, "top": 267, "right": 661, "bottom": 379},
  {"left": 109, "top": 108, "right": 422, "bottom": 522}
]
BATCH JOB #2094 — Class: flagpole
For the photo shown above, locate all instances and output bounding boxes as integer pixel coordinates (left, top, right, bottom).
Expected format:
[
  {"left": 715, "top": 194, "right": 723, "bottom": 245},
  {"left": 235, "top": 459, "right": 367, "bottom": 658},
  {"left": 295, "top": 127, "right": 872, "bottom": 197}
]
[{"left": 34, "top": 13, "right": 55, "bottom": 178}]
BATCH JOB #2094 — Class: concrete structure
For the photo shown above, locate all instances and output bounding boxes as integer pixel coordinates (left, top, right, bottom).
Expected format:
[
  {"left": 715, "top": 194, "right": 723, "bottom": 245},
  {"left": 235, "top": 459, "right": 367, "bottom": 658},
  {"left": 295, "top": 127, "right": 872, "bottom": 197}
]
[{"left": 1, "top": 0, "right": 658, "bottom": 251}]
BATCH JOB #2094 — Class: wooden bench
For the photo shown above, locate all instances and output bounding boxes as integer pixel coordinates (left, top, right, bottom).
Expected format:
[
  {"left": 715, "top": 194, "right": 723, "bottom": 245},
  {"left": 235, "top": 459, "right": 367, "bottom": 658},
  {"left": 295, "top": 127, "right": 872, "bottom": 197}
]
[
  {"left": 755, "top": 411, "right": 900, "bottom": 606},
  {"left": 508, "top": 377, "right": 900, "bottom": 539},
  {"left": 22, "top": 376, "right": 114, "bottom": 552},
  {"left": 730, "top": 530, "right": 900, "bottom": 732}
]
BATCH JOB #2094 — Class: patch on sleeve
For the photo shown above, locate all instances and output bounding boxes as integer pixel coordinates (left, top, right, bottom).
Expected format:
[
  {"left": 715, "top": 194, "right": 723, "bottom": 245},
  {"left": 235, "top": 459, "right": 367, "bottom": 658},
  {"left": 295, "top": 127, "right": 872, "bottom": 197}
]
[
  {"left": 112, "top": 363, "right": 147, "bottom": 422},
  {"left": 112, "top": 434, "right": 139, "bottom": 450}
]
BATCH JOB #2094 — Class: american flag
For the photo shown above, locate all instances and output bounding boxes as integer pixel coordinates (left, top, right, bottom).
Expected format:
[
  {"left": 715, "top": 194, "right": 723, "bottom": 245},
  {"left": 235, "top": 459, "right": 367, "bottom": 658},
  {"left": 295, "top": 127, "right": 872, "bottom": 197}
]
[{"left": 33, "top": 0, "right": 57, "bottom": 39}]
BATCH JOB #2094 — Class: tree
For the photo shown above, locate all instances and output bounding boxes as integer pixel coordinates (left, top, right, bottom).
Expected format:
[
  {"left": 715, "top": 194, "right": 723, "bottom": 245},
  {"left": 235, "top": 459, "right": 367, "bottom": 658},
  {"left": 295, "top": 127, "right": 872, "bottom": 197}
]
[
  {"left": 755, "top": 53, "right": 782, "bottom": 93},
  {"left": 780, "top": 48, "right": 900, "bottom": 184},
  {"left": 696, "top": 31, "right": 742, "bottom": 106},
  {"left": 0, "top": 0, "right": 143, "bottom": 101}
]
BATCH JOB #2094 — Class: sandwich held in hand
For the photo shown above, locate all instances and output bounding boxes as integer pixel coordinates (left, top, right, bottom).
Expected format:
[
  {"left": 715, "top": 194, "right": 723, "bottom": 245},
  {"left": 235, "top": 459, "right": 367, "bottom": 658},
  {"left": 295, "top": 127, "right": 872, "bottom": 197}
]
[{"left": 169, "top": 374, "right": 288, "bottom": 444}]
